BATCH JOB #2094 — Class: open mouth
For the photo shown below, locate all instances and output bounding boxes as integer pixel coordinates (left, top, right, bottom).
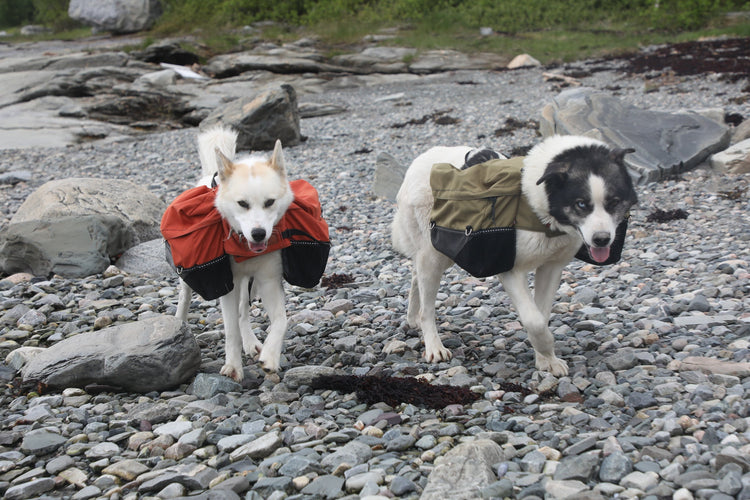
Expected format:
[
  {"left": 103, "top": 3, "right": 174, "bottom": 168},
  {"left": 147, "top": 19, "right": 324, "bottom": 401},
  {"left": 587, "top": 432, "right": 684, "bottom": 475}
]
[
  {"left": 248, "top": 241, "right": 268, "bottom": 253},
  {"left": 587, "top": 245, "right": 611, "bottom": 263}
]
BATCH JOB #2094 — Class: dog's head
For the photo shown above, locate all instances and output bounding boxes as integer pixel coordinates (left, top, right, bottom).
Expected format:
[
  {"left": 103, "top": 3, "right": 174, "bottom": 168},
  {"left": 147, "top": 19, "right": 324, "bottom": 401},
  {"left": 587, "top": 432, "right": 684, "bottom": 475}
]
[
  {"left": 535, "top": 143, "right": 638, "bottom": 263},
  {"left": 214, "top": 140, "right": 294, "bottom": 253}
]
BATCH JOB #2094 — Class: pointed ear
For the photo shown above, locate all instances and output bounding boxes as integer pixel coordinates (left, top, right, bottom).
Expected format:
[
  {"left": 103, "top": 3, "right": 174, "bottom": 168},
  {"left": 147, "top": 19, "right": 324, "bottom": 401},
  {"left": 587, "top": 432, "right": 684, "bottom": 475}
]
[
  {"left": 216, "top": 148, "right": 234, "bottom": 180},
  {"left": 270, "top": 139, "right": 287, "bottom": 178},
  {"left": 611, "top": 147, "right": 635, "bottom": 164},
  {"left": 536, "top": 160, "right": 570, "bottom": 186}
]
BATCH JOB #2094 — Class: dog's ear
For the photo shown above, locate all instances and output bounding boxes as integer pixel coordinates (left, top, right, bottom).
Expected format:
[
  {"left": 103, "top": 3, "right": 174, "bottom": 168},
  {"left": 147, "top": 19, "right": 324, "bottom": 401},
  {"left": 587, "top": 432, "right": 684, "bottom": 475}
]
[
  {"left": 610, "top": 147, "right": 636, "bottom": 164},
  {"left": 536, "top": 160, "right": 570, "bottom": 186},
  {"left": 270, "top": 139, "right": 287, "bottom": 178},
  {"left": 215, "top": 148, "right": 234, "bottom": 180}
]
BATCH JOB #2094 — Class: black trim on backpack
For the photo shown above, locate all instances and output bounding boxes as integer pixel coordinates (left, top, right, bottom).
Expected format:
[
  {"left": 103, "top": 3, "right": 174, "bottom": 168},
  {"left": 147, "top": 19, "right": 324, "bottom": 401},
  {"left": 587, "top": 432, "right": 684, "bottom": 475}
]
[
  {"left": 430, "top": 223, "right": 517, "bottom": 278},
  {"left": 165, "top": 241, "right": 234, "bottom": 301}
]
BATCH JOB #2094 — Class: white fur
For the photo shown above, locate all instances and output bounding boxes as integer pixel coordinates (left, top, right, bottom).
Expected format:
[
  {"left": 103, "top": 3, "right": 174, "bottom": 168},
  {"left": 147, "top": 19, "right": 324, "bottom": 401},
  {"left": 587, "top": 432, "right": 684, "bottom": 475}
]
[
  {"left": 578, "top": 174, "right": 619, "bottom": 250},
  {"left": 177, "top": 126, "right": 294, "bottom": 381},
  {"left": 391, "top": 137, "right": 622, "bottom": 376}
]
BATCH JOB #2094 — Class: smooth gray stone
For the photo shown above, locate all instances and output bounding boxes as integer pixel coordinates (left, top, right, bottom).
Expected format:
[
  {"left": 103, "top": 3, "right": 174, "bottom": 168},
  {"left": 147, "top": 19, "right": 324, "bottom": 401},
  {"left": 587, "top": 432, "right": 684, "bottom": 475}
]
[
  {"left": 300, "top": 474, "right": 345, "bottom": 498},
  {"left": 200, "top": 84, "right": 302, "bottom": 151},
  {"left": 373, "top": 152, "right": 407, "bottom": 201},
  {"left": 540, "top": 87, "right": 730, "bottom": 183},
  {"left": 20, "top": 315, "right": 201, "bottom": 392},
  {"left": 0, "top": 215, "right": 135, "bottom": 278},
  {"left": 421, "top": 439, "right": 505, "bottom": 500},
  {"left": 20, "top": 429, "right": 67, "bottom": 455},
  {"left": 10, "top": 177, "right": 165, "bottom": 243},
  {"left": 115, "top": 238, "right": 175, "bottom": 277}
]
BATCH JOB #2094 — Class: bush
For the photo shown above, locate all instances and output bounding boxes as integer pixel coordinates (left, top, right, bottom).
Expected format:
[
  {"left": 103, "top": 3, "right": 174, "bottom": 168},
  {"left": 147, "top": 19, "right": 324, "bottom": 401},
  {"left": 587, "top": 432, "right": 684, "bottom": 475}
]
[{"left": 0, "top": 0, "right": 35, "bottom": 28}]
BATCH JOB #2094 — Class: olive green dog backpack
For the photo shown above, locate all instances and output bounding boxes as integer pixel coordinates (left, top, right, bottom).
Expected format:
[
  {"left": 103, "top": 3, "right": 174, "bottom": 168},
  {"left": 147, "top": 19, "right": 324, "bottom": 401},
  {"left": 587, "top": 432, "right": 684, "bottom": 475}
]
[
  {"left": 429, "top": 157, "right": 561, "bottom": 278},
  {"left": 429, "top": 156, "right": 627, "bottom": 277}
]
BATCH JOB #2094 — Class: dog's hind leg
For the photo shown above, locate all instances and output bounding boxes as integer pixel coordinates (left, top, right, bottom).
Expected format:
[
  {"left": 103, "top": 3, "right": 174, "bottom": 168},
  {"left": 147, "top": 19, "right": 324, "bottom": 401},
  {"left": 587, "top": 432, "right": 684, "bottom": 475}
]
[
  {"left": 415, "top": 249, "right": 453, "bottom": 362},
  {"left": 176, "top": 280, "right": 192, "bottom": 322},
  {"left": 255, "top": 277, "right": 287, "bottom": 374},
  {"left": 219, "top": 287, "right": 245, "bottom": 381},
  {"left": 238, "top": 276, "right": 262, "bottom": 358},
  {"left": 500, "top": 270, "right": 569, "bottom": 376}
]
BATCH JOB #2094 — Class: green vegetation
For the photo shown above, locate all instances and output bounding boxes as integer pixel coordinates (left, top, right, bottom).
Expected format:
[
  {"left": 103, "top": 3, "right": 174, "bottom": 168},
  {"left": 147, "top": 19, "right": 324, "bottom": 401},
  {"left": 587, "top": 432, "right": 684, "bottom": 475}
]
[{"left": 3, "top": 0, "right": 750, "bottom": 63}]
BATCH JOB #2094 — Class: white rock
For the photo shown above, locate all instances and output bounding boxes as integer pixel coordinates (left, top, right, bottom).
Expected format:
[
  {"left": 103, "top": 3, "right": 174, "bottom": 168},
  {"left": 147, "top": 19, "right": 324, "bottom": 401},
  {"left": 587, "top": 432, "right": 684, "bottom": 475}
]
[
  {"left": 710, "top": 137, "right": 750, "bottom": 173},
  {"left": 507, "top": 53, "right": 541, "bottom": 69}
]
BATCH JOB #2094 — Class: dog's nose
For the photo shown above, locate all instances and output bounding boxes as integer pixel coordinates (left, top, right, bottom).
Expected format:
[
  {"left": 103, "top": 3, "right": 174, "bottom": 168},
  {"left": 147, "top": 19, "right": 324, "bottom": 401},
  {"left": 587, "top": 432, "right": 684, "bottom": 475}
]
[
  {"left": 250, "top": 228, "right": 266, "bottom": 242},
  {"left": 592, "top": 231, "right": 611, "bottom": 247}
]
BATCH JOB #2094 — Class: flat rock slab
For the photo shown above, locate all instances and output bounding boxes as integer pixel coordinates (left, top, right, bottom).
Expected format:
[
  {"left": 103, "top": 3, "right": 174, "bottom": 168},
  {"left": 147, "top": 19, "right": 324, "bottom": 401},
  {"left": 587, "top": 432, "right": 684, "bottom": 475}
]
[
  {"left": 20, "top": 315, "right": 201, "bottom": 392},
  {"left": 540, "top": 87, "right": 731, "bottom": 183}
]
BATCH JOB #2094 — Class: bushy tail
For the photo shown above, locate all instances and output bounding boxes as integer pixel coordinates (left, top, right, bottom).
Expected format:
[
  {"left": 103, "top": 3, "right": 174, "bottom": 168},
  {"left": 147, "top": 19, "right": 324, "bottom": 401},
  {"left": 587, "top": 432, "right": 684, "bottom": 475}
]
[{"left": 197, "top": 126, "right": 238, "bottom": 177}]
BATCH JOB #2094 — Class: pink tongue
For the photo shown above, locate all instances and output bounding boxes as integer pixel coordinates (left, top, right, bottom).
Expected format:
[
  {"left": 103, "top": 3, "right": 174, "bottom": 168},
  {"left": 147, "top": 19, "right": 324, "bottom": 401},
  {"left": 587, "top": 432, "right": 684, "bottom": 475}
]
[
  {"left": 589, "top": 246, "right": 611, "bottom": 263},
  {"left": 249, "top": 242, "right": 267, "bottom": 253}
]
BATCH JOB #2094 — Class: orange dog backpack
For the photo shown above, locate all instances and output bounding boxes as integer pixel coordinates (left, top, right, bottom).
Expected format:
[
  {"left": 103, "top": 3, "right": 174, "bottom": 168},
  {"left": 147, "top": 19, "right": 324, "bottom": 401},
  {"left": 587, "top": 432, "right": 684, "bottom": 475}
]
[{"left": 161, "top": 179, "right": 330, "bottom": 300}]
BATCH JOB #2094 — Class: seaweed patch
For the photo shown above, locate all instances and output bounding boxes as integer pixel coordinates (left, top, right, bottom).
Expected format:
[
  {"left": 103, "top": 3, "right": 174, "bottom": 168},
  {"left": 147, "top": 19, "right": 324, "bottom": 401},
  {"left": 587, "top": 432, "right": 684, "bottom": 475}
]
[
  {"left": 646, "top": 208, "right": 688, "bottom": 223},
  {"left": 311, "top": 374, "right": 480, "bottom": 409}
]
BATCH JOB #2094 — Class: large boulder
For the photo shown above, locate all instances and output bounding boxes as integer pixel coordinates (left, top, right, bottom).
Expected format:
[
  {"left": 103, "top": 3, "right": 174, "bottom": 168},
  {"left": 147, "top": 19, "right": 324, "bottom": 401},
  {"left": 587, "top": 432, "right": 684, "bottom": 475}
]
[
  {"left": 11, "top": 178, "right": 165, "bottom": 242},
  {"left": 200, "top": 84, "right": 302, "bottom": 151},
  {"left": 19, "top": 315, "right": 201, "bottom": 393},
  {"left": 68, "top": 0, "right": 163, "bottom": 34},
  {"left": 0, "top": 215, "right": 136, "bottom": 278},
  {"left": 540, "top": 87, "right": 731, "bottom": 183},
  {"left": 1, "top": 178, "right": 166, "bottom": 278}
]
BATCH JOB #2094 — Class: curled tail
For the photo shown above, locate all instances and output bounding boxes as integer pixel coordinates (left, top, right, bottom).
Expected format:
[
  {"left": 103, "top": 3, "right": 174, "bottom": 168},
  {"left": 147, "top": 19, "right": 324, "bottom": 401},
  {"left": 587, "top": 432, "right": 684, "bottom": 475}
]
[{"left": 197, "top": 126, "right": 238, "bottom": 177}]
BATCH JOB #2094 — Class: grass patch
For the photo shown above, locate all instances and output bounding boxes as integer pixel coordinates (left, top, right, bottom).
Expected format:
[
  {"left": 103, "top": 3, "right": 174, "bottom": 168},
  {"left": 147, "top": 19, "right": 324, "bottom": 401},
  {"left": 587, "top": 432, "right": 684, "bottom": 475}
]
[{"left": 2, "top": 0, "right": 750, "bottom": 64}]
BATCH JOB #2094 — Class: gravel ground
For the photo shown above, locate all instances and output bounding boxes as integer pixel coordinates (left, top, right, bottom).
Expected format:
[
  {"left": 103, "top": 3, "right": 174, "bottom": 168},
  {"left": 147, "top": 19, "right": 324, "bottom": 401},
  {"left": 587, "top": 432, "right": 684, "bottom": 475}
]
[{"left": 1, "top": 55, "right": 750, "bottom": 500}]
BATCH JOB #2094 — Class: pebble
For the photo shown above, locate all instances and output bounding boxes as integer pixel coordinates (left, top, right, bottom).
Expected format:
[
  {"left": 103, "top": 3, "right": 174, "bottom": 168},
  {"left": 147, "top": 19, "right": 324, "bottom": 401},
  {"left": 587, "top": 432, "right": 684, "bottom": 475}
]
[{"left": 0, "top": 37, "right": 749, "bottom": 500}]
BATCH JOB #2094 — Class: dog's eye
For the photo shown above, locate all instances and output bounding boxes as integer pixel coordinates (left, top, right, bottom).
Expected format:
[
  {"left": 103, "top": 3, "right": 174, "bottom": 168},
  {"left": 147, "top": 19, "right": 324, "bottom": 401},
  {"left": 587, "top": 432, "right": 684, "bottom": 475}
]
[
  {"left": 606, "top": 197, "right": 621, "bottom": 211},
  {"left": 264, "top": 199, "right": 275, "bottom": 208},
  {"left": 575, "top": 200, "right": 590, "bottom": 211},
  {"left": 237, "top": 200, "right": 249, "bottom": 209}
]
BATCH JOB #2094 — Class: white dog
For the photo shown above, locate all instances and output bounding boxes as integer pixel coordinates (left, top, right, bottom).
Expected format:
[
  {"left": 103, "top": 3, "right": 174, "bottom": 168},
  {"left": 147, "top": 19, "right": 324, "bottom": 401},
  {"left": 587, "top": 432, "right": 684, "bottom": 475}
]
[
  {"left": 392, "top": 135, "right": 637, "bottom": 376},
  {"left": 176, "top": 127, "right": 294, "bottom": 381}
]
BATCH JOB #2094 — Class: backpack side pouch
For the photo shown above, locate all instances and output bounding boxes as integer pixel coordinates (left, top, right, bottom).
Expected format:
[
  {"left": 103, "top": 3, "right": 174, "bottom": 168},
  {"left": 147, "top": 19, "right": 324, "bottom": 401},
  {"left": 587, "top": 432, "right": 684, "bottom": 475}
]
[{"left": 165, "top": 241, "right": 234, "bottom": 300}]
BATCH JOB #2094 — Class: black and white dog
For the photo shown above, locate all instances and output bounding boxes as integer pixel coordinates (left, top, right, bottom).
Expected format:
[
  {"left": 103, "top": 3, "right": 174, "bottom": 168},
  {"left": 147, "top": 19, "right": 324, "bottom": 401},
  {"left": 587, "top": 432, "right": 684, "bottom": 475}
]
[{"left": 391, "top": 135, "right": 637, "bottom": 375}]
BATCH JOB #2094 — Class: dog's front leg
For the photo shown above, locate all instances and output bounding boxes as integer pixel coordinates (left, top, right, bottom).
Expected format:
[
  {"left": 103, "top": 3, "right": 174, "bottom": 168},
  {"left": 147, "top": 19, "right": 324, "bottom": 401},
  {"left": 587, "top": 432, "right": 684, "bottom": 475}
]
[
  {"left": 219, "top": 287, "right": 245, "bottom": 381},
  {"left": 406, "top": 273, "right": 421, "bottom": 328},
  {"left": 255, "top": 278, "right": 287, "bottom": 373},
  {"left": 533, "top": 262, "right": 565, "bottom": 319},
  {"left": 238, "top": 276, "right": 262, "bottom": 357},
  {"left": 176, "top": 280, "right": 192, "bottom": 321},
  {"left": 500, "top": 270, "right": 568, "bottom": 376},
  {"left": 415, "top": 249, "right": 453, "bottom": 362}
]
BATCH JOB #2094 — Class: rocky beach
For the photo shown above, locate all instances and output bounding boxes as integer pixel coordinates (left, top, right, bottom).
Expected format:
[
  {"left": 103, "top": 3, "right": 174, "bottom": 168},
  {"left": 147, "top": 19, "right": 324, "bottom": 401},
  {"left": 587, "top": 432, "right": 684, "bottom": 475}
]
[{"left": 0, "top": 34, "right": 749, "bottom": 500}]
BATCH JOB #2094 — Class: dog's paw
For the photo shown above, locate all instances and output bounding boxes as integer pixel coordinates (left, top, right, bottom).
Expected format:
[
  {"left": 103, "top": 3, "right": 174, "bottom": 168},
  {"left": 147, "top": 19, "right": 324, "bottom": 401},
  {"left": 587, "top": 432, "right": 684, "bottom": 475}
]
[
  {"left": 535, "top": 354, "right": 568, "bottom": 376},
  {"left": 406, "top": 314, "right": 419, "bottom": 329},
  {"left": 220, "top": 363, "right": 245, "bottom": 382},
  {"left": 242, "top": 338, "right": 262, "bottom": 358},
  {"left": 424, "top": 346, "right": 452, "bottom": 363},
  {"left": 258, "top": 354, "right": 280, "bottom": 374}
]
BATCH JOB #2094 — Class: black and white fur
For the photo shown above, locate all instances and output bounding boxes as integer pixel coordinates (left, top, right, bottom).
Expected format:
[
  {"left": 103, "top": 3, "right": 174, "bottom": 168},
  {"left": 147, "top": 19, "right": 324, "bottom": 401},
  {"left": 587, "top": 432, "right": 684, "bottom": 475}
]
[{"left": 391, "top": 135, "right": 637, "bottom": 375}]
